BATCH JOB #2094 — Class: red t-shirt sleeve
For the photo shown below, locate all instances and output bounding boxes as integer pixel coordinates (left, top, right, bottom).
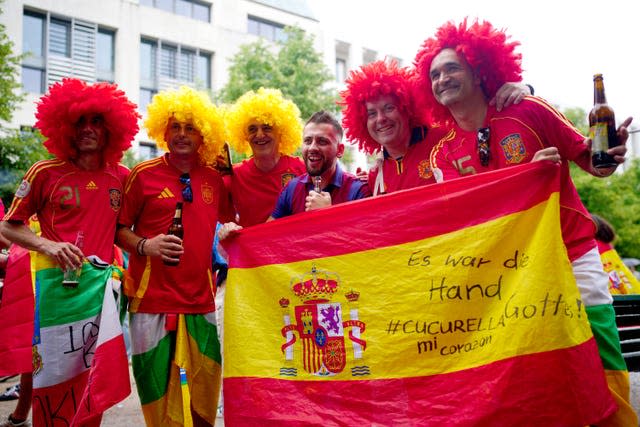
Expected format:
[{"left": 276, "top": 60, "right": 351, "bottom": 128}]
[
  {"left": 3, "top": 163, "right": 45, "bottom": 223},
  {"left": 118, "top": 169, "right": 144, "bottom": 228}
]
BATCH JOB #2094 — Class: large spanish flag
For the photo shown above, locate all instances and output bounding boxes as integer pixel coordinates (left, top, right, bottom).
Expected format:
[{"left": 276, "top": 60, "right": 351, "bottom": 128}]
[{"left": 223, "top": 162, "right": 616, "bottom": 426}]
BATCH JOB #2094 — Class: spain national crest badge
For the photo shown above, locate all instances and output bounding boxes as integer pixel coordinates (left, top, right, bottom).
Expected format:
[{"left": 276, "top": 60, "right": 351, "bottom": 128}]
[
  {"left": 417, "top": 159, "right": 433, "bottom": 179},
  {"left": 279, "top": 264, "right": 369, "bottom": 377},
  {"left": 499, "top": 133, "right": 527, "bottom": 164},
  {"left": 108, "top": 188, "right": 121, "bottom": 212},
  {"left": 201, "top": 183, "right": 214, "bottom": 204}
]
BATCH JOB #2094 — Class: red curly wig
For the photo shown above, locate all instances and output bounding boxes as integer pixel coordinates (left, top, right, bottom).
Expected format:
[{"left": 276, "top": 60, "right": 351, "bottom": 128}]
[
  {"left": 414, "top": 19, "right": 522, "bottom": 124},
  {"left": 35, "top": 78, "right": 140, "bottom": 164},
  {"left": 339, "top": 60, "right": 422, "bottom": 155}
]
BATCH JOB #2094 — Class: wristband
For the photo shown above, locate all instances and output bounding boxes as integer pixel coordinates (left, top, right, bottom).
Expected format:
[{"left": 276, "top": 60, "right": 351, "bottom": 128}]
[{"left": 136, "top": 238, "right": 147, "bottom": 256}]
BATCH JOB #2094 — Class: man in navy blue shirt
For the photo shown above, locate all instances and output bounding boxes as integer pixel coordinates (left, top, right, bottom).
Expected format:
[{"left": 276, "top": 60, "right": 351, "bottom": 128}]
[{"left": 270, "top": 111, "right": 371, "bottom": 219}]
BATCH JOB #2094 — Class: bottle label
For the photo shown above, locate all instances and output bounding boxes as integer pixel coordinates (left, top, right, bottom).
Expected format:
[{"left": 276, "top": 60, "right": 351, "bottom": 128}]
[{"left": 590, "top": 123, "right": 609, "bottom": 152}]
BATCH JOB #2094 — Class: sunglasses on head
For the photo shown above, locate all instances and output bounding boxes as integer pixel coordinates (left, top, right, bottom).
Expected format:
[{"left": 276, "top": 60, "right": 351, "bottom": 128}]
[
  {"left": 477, "top": 127, "right": 491, "bottom": 167},
  {"left": 180, "top": 173, "right": 193, "bottom": 203}
]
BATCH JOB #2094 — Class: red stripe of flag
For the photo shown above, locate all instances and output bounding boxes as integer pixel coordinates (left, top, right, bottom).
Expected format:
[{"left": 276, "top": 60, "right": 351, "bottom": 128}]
[
  {"left": 225, "top": 162, "right": 561, "bottom": 269},
  {"left": 224, "top": 338, "right": 614, "bottom": 426}
]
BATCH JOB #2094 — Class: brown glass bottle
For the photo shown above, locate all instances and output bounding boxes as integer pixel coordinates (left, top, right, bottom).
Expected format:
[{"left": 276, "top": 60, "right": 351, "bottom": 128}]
[
  {"left": 589, "top": 74, "right": 619, "bottom": 169},
  {"left": 164, "top": 202, "right": 184, "bottom": 266}
]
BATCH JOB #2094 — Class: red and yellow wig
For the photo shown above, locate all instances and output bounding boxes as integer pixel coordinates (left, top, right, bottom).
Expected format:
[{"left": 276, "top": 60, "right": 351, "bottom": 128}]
[
  {"left": 35, "top": 78, "right": 139, "bottom": 164},
  {"left": 339, "top": 60, "right": 420, "bottom": 155},
  {"left": 414, "top": 18, "right": 522, "bottom": 124}
]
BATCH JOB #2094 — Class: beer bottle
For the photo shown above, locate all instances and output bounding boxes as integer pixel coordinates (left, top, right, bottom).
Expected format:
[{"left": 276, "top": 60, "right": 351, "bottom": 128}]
[
  {"left": 312, "top": 176, "right": 322, "bottom": 193},
  {"left": 589, "top": 74, "right": 619, "bottom": 169},
  {"left": 164, "top": 202, "right": 184, "bottom": 266}
]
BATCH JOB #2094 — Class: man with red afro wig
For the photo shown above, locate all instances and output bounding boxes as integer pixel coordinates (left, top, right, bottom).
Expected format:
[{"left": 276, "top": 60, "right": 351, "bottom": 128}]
[
  {"left": 415, "top": 19, "right": 635, "bottom": 426},
  {"left": 0, "top": 78, "right": 139, "bottom": 426},
  {"left": 339, "top": 59, "right": 529, "bottom": 195}
]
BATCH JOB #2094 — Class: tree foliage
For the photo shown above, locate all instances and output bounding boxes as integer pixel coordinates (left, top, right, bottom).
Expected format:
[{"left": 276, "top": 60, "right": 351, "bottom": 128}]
[
  {"left": 571, "top": 159, "right": 640, "bottom": 258},
  {"left": 0, "top": 1, "right": 24, "bottom": 124},
  {"left": 0, "top": 129, "right": 49, "bottom": 207},
  {"left": 219, "top": 27, "right": 337, "bottom": 121},
  {"left": 562, "top": 106, "right": 589, "bottom": 135}
]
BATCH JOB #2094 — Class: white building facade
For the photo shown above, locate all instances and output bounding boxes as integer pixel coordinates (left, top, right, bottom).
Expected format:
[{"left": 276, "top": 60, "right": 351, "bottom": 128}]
[{"left": 1, "top": 0, "right": 398, "bottom": 166}]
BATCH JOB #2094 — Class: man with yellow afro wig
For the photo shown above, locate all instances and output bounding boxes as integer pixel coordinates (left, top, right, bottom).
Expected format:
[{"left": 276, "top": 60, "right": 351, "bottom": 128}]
[
  {"left": 224, "top": 87, "right": 305, "bottom": 227},
  {"left": 116, "top": 86, "right": 233, "bottom": 427}
]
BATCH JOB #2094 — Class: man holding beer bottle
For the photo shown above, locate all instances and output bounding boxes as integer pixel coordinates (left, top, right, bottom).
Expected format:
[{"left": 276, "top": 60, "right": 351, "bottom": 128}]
[
  {"left": 414, "top": 19, "right": 634, "bottom": 426},
  {"left": 116, "top": 86, "right": 232, "bottom": 427},
  {"left": 270, "top": 110, "right": 371, "bottom": 219},
  {"left": 0, "top": 78, "right": 138, "bottom": 426}
]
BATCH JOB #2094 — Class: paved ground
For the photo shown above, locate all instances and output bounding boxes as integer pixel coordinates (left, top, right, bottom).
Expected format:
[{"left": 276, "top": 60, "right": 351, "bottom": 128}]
[{"left": 2, "top": 370, "right": 639, "bottom": 425}]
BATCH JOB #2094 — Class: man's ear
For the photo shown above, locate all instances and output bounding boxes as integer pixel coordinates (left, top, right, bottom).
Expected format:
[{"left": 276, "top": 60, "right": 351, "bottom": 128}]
[{"left": 336, "top": 143, "right": 345, "bottom": 158}]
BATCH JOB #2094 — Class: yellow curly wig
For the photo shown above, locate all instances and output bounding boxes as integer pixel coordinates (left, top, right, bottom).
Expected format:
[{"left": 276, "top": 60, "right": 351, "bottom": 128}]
[
  {"left": 144, "top": 86, "right": 225, "bottom": 164},
  {"left": 225, "top": 88, "right": 302, "bottom": 156}
]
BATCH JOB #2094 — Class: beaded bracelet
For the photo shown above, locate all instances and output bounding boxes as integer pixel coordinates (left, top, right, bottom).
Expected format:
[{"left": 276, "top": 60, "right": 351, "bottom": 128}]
[{"left": 136, "top": 238, "right": 147, "bottom": 256}]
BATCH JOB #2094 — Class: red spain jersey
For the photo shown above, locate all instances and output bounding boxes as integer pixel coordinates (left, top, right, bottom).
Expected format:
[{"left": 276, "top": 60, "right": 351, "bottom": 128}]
[
  {"left": 229, "top": 155, "right": 305, "bottom": 227},
  {"left": 119, "top": 154, "right": 233, "bottom": 314},
  {"left": 368, "top": 126, "right": 441, "bottom": 194},
  {"left": 431, "top": 97, "right": 595, "bottom": 261},
  {"left": 3, "top": 159, "right": 128, "bottom": 262}
]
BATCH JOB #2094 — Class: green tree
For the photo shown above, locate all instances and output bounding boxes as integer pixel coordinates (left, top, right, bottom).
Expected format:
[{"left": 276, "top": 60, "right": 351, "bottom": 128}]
[
  {"left": 219, "top": 26, "right": 337, "bottom": 120},
  {"left": 572, "top": 158, "right": 640, "bottom": 258},
  {"left": 0, "top": 0, "right": 24, "bottom": 124},
  {"left": 562, "top": 106, "right": 589, "bottom": 135},
  {"left": 0, "top": 129, "right": 49, "bottom": 207}
]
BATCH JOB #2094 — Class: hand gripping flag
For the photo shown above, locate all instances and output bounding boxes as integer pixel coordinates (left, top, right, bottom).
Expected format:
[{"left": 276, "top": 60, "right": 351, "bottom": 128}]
[
  {"left": 223, "top": 162, "right": 616, "bottom": 426},
  {"left": 31, "top": 257, "right": 130, "bottom": 426}
]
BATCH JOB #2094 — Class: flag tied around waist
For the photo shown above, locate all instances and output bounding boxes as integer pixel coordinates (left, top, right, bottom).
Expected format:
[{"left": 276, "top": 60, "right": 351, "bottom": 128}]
[{"left": 223, "top": 162, "right": 615, "bottom": 426}]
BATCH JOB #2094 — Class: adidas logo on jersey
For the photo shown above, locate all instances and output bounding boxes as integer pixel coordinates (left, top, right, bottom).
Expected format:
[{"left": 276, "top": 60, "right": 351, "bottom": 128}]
[
  {"left": 158, "top": 188, "right": 175, "bottom": 199},
  {"left": 86, "top": 181, "right": 98, "bottom": 190}
]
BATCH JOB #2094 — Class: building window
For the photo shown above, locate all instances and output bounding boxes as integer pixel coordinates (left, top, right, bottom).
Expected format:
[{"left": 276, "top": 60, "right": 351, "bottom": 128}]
[
  {"left": 160, "top": 44, "right": 177, "bottom": 79},
  {"left": 335, "top": 58, "right": 346, "bottom": 82},
  {"left": 49, "top": 18, "right": 71, "bottom": 57},
  {"left": 138, "top": 141, "right": 159, "bottom": 160},
  {"left": 196, "top": 52, "right": 211, "bottom": 88},
  {"left": 140, "top": 0, "right": 210, "bottom": 22},
  {"left": 140, "top": 38, "right": 212, "bottom": 112},
  {"left": 97, "top": 29, "right": 115, "bottom": 82},
  {"left": 21, "top": 9, "right": 115, "bottom": 93},
  {"left": 22, "top": 10, "right": 46, "bottom": 93},
  {"left": 247, "top": 16, "right": 287, "bottom": 42}
]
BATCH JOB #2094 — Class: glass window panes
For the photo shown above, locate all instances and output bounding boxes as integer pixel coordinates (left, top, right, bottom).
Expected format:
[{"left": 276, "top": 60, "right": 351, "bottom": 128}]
[
  {"left": 139, "top": 88, "right": 157, "bottom": 112},
  {"left": 258, "top": 21, "right": 273, "bottom": 40},
  {"left": 49, "top": 18, "right": 71, "bottom": 57},
  {"left": 23, "top": 12, "right": 44, "bottom": 58},
  {"left": 21, "top": 66, "right": 45, "bottom": 93},
  {"left": 160, "top": 45, "right": 177, "bottom": 78},
  {"left": 192, "top": 2, "right": 210, "bottom": 22},
  {"left": 248, "top": 17, "right": 259, "bottom": 35},
  {"left": 140, "top": 40, "right": 157, "bottom": 81},
  {"left": 97, "top": 29, "right": 115, "bottom": 74},
  {"left": 155, "top": 0, "right": 173, "bottom": 12},
  {"left": 196, "top": 53, "right": 211, "bottom": 88},
  {"left": 138, "top": 142, "right": 158, "bottom": 160},
  {"left": 139, "top": 0, "right": 153, "bottom": 6},
  {"left": 175, "top": 0, "right": 191, "bottom": 17},
  {"left": 248, "top": 16, "right": 284, "bottom": 42},
  {"left": 275, "top": 26, "right": 287, "bottom": 43},
  {"left": 179, "top": 49, "right": 195, "bottom": 82},
  {"left": 335, "top": 58, "right": 346, "bottom": 82}
]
